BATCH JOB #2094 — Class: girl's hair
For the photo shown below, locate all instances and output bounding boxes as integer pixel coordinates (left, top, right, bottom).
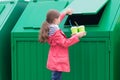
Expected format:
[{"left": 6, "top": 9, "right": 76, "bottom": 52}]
[{"left": 39, "top": 10, "right": 60, "bottom": 43}]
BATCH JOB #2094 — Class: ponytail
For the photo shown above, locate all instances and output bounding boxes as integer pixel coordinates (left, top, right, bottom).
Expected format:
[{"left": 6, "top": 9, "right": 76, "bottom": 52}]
[
  {"left": 39, "top": 9, "right": 60, "bottom": 43},
  {"left": 39, "top": 21, "right": 49, "bottom": 43}
]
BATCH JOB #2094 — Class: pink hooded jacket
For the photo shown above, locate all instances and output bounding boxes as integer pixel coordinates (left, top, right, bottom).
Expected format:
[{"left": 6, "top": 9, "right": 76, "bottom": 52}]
[
  {"left": 47, "top": 13, "right": 80, "bottom": 72},
  {"left": 47, "top": 30, "right": 79, "bottom": 72}
]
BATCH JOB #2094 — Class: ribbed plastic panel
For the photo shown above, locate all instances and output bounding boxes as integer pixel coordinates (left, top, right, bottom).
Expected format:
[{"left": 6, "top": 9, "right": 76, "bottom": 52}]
[
  {"left": 13, "top": 38, "right": 109, "bottom": 80},
  {"left": 66, "top": 39, "right": 109, "bottom": 80},
  {"left": 13, "top": 40, "right": 50, "bottom": 80}
]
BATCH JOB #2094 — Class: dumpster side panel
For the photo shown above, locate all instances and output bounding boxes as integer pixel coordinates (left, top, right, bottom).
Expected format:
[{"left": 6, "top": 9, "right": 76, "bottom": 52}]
[
  {"left": 62, "top": 38, "right": 110, "bottom": 80},
  {"left": 112, "top": 9, "right": 120, "bottom": 80},
  {"left": 12, "top": 38, "right": 50, "bottom": 80},
  {"left": 12, "top": 37, "right": 110, "bottom": 80}
]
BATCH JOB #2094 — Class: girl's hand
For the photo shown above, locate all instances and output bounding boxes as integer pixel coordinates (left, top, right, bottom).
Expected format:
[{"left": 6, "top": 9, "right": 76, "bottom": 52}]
[
  {"left": 75, "top": 32, "right": 86, "bottom": 38},
  {"left": 64, "top": 8, "right": 73, "bottom": 15}
]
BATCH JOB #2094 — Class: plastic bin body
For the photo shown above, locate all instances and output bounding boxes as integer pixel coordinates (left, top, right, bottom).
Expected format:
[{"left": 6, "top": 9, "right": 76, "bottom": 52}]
[
  {"left": 11, "top": 1, "right": 68, "bottom": 80},
  {"left": 11, "top": 0, "right": 120, "bottom": 80},
  {"left": 112, "top": 6, "right": 120, "bottom": 80},
  {"left": 0, "top": 1, "right": 28, "bottom": 80},
  {"left": 11, "top": 1, "right": 69, "bottom": 80}
]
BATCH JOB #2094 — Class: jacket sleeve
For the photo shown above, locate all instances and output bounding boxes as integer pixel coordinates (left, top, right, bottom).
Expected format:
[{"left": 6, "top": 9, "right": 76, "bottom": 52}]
[
  {"left": 59, "top": 13, "right": 66, "bottom": 22},
  {"left": 54, "top": 31, "right": 80, "bottom": 47}
]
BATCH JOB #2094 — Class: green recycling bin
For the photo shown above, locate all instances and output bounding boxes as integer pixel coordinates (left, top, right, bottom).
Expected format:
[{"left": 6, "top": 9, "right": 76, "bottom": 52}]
[
  {"left": 0, "top": 1, "right": 28, "bottom": 80},
  {"left": 113, "top": 13, "right": 120, "bottom": 80},
  {"left": 11, "top": 0, "right": 120, "bottom": 80},
  {"left": 11, "top": 1, "right": 69, "bottom": 80}
]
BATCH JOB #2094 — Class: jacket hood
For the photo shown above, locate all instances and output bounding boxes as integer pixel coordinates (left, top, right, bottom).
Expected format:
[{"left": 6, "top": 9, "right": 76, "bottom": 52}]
[{"left": 48, "top": 30, "right": 60, "bottom": 46}]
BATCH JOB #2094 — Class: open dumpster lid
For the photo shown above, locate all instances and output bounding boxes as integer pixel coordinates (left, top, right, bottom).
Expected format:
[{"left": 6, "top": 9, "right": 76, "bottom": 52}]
[
  {"left": 64, "top": 0, "right": 109, "bottom": 26},
  {"left": 64, "top": 0, "right": 108, "bottom": 14}
]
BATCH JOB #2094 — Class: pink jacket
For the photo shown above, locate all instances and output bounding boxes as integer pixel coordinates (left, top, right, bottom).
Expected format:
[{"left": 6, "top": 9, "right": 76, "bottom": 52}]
[{"left": 47, "top": 30, "right": 79, "bottom": 72}]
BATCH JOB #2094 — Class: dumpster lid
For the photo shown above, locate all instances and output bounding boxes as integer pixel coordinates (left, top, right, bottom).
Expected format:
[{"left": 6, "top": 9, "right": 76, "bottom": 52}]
[
  {"left": 64, "top": 0, "right": 108, "bottom": 14},
  {"left": 0, "top": 1, "right": 15, "bottom": 30},
  {"left": 0, "top": 5, "right": 5, "bottom": 14},
  {"left": 23, "top": 1, "right": 68, "bottom": 29},
  {"left": 0, "top": 1, "right": 14, "bottom": 14}
]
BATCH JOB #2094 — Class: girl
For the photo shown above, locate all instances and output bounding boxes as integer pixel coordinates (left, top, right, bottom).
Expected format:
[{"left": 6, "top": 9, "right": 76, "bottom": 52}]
[{"left": 39, "top": 9, "right": 86, "bottom": 80}]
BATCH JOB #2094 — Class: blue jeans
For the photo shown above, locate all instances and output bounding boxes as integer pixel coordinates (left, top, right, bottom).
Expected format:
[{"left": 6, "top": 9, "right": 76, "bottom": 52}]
[{"left": 51, "top": 71, "right": 62, "bottom": 80}]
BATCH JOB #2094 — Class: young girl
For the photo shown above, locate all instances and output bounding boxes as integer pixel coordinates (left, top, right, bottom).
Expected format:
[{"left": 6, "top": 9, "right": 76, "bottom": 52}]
[{"left": 39, "top": 9, "right": 86, "bottom": 80}]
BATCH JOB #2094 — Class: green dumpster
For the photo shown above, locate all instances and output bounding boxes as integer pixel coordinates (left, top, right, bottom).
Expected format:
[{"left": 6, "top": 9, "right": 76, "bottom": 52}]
[
  {"left": 11, "top": 0, "right": 120, "bottom": 80},
  {"left": 11, "top": 1, "right": 69, "bottom": 80},
  {"left": 114, "top": 11, "right": 120, "bottom": 80},
  {"left": 0, "top": 1, "right": 28, "bottom": 80}
]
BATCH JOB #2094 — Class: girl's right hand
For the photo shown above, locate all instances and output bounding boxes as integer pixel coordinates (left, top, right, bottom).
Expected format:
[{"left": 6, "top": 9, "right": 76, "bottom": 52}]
[
  {"left": 75, "top": 32, "right": 86, "bottom": 38},
  {"left": 64, "top": 8, "right": 73, "bottom": 15}
]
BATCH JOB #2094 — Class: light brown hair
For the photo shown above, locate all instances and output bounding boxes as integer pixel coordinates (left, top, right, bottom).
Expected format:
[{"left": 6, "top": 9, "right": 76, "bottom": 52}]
[{"left": 39, "top": 10, "right": 60, "bottom": 43}]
